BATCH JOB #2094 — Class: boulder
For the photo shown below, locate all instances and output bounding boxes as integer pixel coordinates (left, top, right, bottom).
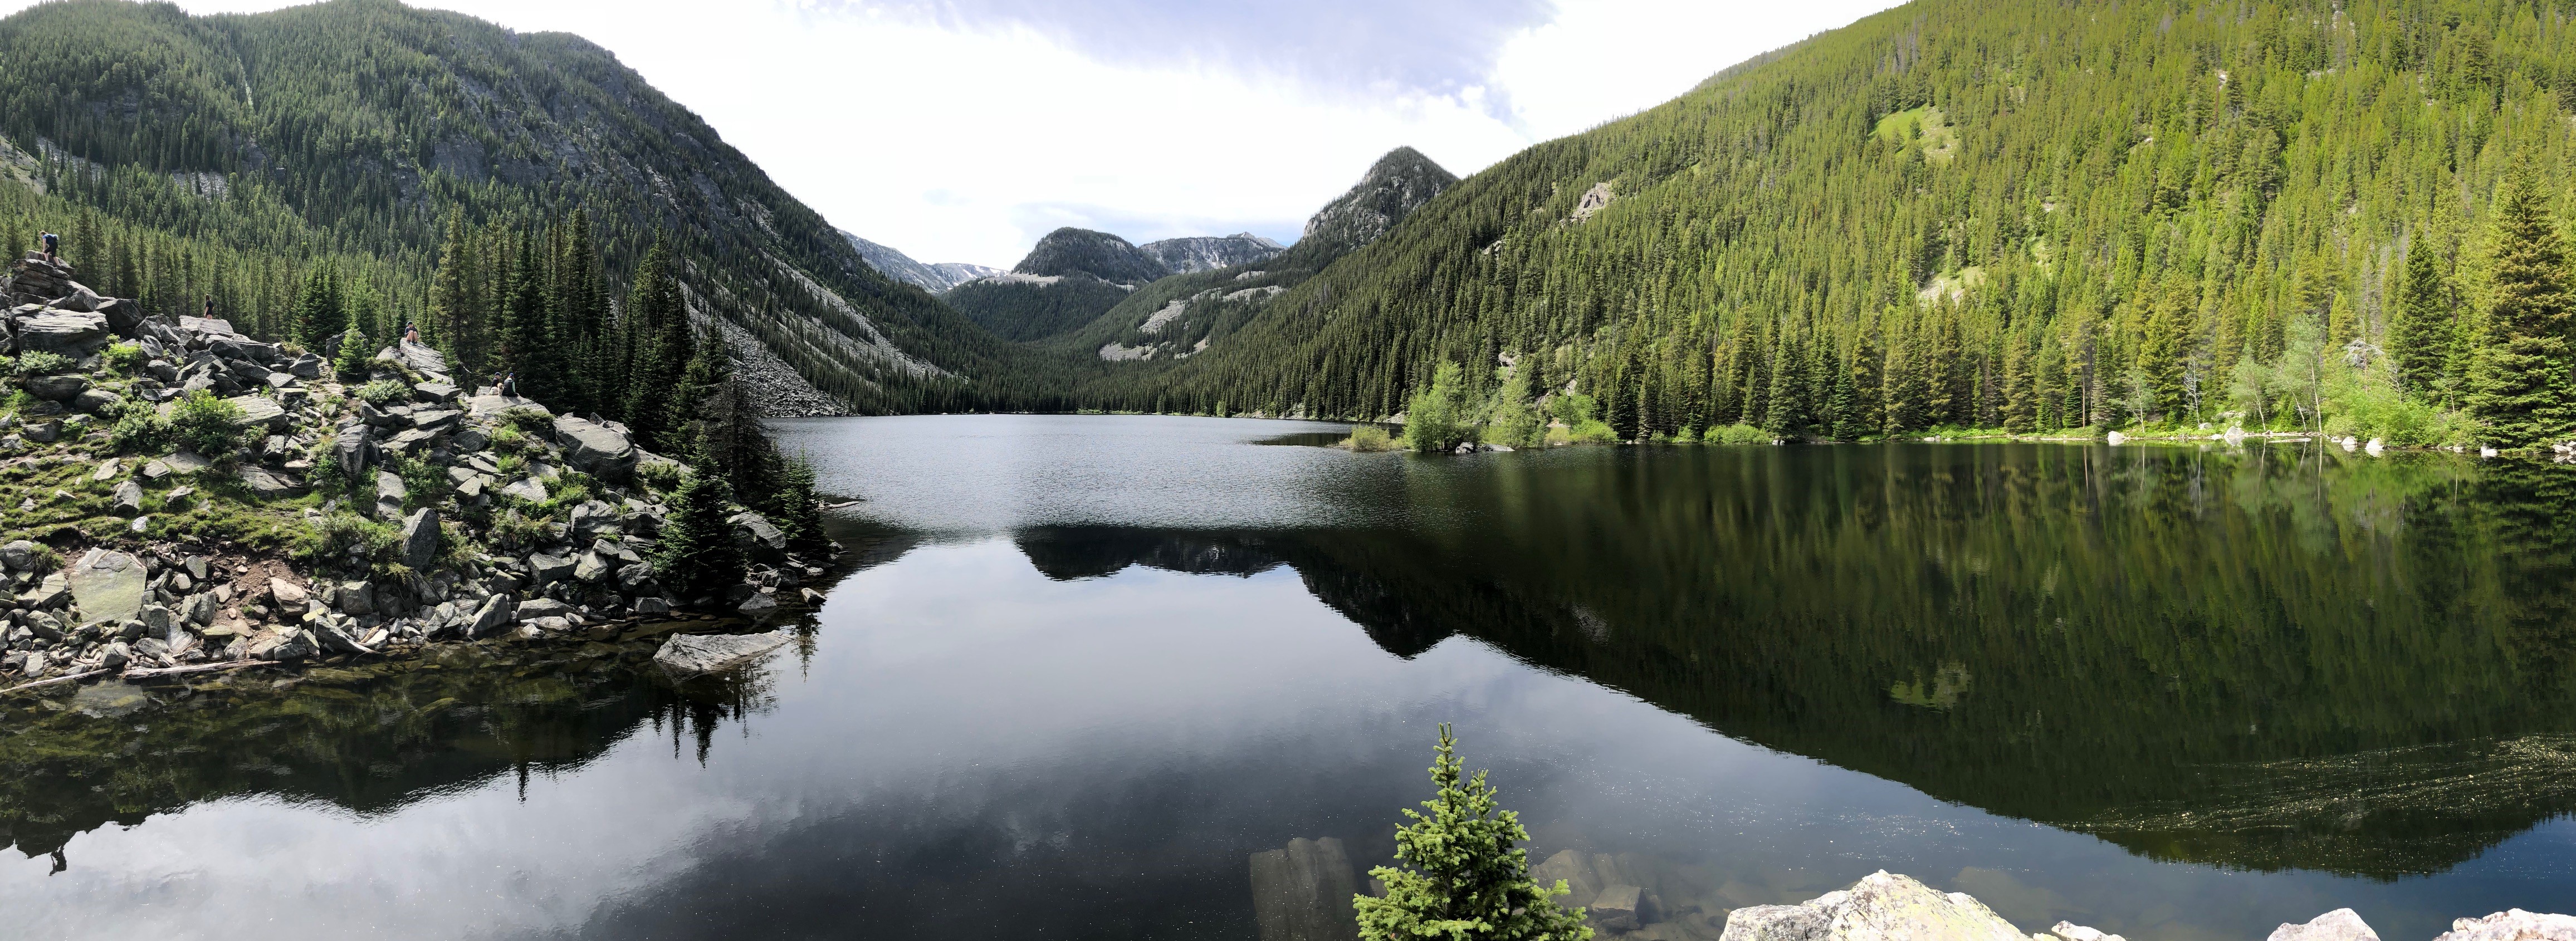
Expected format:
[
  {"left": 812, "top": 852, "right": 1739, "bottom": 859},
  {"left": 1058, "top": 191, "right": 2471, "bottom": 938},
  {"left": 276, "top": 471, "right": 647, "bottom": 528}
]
[
  {"left": 466, "top": 393, "right": 550, "bottom": 418},
  {"left": 286, "top": 353, "right": 325, "bottom": 379},
  {"left": 71, "top": 388, "right": 120, "bottom": 413},
  {"left": 553, "top": 415, "right": 637, "bottom": 483},
  {"left": 226, "top": 394, "right": 287, "bottom": 429},
  {"left": 574, "top": 551, "right": 613, "bottom": 584},
  {"left": 515, "top": 597, "right": 572, "bottom": 621},
  {"left": 399, "top": 508, "right": 440, "bottom": 571},
  {"left": 19, "top": 419, "right": 56, "bottom": 443},
  {"left": 394, "top": 340, "right": 448, "bottom": 376},
  {"left": 466, "top": 594, "right": 514, "bottom": 636},
  {"left": 411, "top": 408, "right": 461, "bottom": 429},
  {"left": 2432, "top": 910, "right": 2576, "bottom": 941},
  {"left": 270, "top": 577, "right": 308, "bottom": 606},
  {"left": 22, "top": 373, "right": 87, "bottom": 400},
  {"left": 652, "top": 629, "right": 793, "bottom": 676},
  {"left": 731, "top": 511, "right": 788, "bottom": 557},
  {"left": 1719, "top": 871, "right": 2026, "bottom": 941},
  {"left": 17, "top": 309, "right": 108, "bottom": 354},
  {"left": 2270, "top": 910, "right": 2382, "bottom": 941},
  {"left": 414, "top": 382, "right": 460, "bottom": 402},
  {"left": 527, "top": 552, "right": 577, "bottom": 586},
  {"left": 66, "top": 548, "right": 148, "bottom": 627},
  {"left": 336, "top": 580, "right": 375, "bottom": 616},
  {"left": 501, "top": 477, "right": 549, "bottom": 503},
  {"left": 111, "top": 479, "right": 144, "bottom": 516},
  {"left": 335, "top": 424, "right": 374, "bottom": 481},
  {"left": 739, "top": 592, "right": 779, "bottom": 615},
  {"left": 1249, "top": 837, "right": 1362, "bottom": 941},
  {"left": 634, "top": 596, "right": 672, "bottom": 615},
  {"left": 1590, "top": 884, "right": 1645, "bottom": 932},
  {"left": 237, "top": 465, "right": 305, "bottom": 498},
  {"left": 0, "top": 539, "right": 37, "bottom": 571}
]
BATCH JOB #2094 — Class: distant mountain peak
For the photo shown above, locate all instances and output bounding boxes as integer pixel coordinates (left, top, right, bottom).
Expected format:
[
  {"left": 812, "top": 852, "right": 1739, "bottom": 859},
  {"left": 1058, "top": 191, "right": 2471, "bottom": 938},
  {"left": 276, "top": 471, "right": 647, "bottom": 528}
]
[
  {"left": 1295, "top": 146, "right": 1458, "bottom": 262},
  {"left": 840, "top": 231, "right": 1001, "bottom": 293}
]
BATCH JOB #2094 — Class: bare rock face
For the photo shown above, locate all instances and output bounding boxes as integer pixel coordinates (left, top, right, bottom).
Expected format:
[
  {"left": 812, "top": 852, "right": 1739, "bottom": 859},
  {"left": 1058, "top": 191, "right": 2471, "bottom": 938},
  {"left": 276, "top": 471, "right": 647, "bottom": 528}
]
[
  {"left": 1718, "top": 871, "right": 2027, "bottom": 941},
  {"left": 552, "top": 415, "right": 637, "bottom": 483},
  {"left": 2434, "top": 911, "right": 2576, "bottom": 941},
  {"left": 2270, "top": 910, "right": 2382, "bottom": 941},
  {"left": 652, "top": 630, "right": 792, "bottom": 676}
]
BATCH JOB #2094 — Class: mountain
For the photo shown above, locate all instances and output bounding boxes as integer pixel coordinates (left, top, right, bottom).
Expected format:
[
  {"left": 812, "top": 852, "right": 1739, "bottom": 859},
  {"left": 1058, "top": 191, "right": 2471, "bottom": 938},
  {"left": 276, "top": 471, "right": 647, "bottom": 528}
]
[
  {"left": 0, "top": 0, "right": 1067, "bottom": 416},
  {"left": 1053, "top": 147, "right": 1456, "bottom": 364},
  {"left": 840, "top": 231, "right": 1002, "bottom": 293},
  {"left": 942, "top": 226, "right": 1291, "bottom": 343},
  {"left": 1139, "top": 233, "right": 1286, "bottom": 274},
  {"left": 1072, "top": 0, "right": 2568, "bottom": 442}
]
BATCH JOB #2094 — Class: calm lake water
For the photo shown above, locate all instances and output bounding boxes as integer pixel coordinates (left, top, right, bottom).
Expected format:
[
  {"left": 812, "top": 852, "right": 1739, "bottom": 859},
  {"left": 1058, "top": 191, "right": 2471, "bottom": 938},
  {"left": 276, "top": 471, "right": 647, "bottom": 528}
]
[{"left": 5, "top": 414, "right": 2574, "bottom": 940}]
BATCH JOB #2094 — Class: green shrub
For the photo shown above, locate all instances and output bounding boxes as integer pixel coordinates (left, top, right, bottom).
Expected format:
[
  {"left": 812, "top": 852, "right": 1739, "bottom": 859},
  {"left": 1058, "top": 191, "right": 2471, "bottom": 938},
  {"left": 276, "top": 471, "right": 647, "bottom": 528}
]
[
  {"left": 500, "top": 406, "right": 553, "bottom": 435},
  {"left": 106, "top": 399, "right": 172, "bottom": 454},
  {"left": 389, "top": 454, "right": 448, "bottom": 510},
  {"left": 489, "top": 508, "right": 550, "bottom": 551},
  {"left": 311, "top": 512, "right": 398, "bottom": 569},
  {"left": 353, "top": 379, "right": 409, "bottom": 406},
  {"left": 13, "top": 351, "right": 74, "bottom": 376},
  {"left": 493, "top": 451, "right": 529, "bottom": 479},
  {"left": 169, "top": 389, "right": 249, "bottom": 457},
  {"left": 25, "top": 542, "right": 61, "bottom": 571},
  {"left": 103, "top": 342, "right": 146, "bottom": 375},
  {"left": 489, "top": 424, "right": 533, "bottom": 455},
  {"left": 636, "top": 459, "right": 684, "bottom": 492},
  {"left": 333, "top": 328, "right": 372, "bottom": 380},
  {"left": 1342, "top": 425, "right": 1398, "bottom": 452},
  {"left": 1702, "top": 423, "right": 1772, "bottom": 445}
]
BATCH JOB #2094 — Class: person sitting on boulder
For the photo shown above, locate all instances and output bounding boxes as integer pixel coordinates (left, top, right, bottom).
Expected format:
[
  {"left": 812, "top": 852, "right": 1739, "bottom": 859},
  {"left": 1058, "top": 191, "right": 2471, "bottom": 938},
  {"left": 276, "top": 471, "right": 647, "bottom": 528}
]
[
  {"left": 402, "top": 321, "right": 421, "bottom": 344},
  {"left": 498, "top": 370, "right": 518, "bottom": 397}
]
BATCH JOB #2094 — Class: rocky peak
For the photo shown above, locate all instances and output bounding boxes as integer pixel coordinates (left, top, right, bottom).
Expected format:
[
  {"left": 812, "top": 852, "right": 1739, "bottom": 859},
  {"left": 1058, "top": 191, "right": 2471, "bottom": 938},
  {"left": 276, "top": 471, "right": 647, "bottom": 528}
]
[
  {"left": 1011, "top": 228, "right": 1168, "bottom": 286},
  {"left": 1293, "top": 146, "right": 1459, "bottom": 263}
]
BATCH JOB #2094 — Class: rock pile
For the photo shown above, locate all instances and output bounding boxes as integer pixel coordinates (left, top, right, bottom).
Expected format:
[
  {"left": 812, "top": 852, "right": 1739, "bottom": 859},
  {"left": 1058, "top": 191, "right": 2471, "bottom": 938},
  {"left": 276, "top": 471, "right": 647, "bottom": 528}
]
[
  {"left": 0, "top": 258, "right": 836, "bottom": 691},
  {"left": 1715, "top": 872, "right": 2576, "bottom": 941}
]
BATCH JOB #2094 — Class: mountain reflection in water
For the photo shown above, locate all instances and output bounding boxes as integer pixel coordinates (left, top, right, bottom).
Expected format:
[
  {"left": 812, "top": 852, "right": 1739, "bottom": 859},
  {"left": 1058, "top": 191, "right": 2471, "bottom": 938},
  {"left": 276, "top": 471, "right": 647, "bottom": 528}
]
[{"left": 4, "top": 416, "right": 2573, "bottom": 940}]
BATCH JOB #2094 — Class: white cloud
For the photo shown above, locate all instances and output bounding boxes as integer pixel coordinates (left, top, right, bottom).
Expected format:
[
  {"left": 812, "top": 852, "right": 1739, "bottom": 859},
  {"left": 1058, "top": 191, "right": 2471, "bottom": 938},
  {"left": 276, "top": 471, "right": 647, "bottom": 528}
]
[{"left": 0, "top": 0, "right": 1902, "bottom": 268}]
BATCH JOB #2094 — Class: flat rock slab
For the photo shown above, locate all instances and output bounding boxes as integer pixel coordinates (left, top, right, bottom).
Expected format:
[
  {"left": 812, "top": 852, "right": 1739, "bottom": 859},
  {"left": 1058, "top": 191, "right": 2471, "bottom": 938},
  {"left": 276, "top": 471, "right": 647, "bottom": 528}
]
[
  {"left": 17, "top": 309, "right": 108, "bottom": 354},
  {"left": 226, "top": 394, "right": 286, "bottom": 428},
  {"left": 68, "top": 548, "right": 147, "bottom": 626},
  {"left": 466, "top": 394, "right": 550, "bottom": 418},
  {"left": 653, "top": 630, "right": 793, "bottom": 677},
  {"left": 1724, "top": 870, "right": 2027, "bottom": 941}
]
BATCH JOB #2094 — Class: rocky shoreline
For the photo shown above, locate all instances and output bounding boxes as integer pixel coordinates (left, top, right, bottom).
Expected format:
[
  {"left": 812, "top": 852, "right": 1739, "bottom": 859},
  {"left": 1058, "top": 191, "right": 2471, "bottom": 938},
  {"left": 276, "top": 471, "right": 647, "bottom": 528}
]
[
  {"left": 1719, "top": 871, "right": 2573, "bottom": 941},
  {"left": 0, "top": 252, "right": 833, "bottom": 698}
]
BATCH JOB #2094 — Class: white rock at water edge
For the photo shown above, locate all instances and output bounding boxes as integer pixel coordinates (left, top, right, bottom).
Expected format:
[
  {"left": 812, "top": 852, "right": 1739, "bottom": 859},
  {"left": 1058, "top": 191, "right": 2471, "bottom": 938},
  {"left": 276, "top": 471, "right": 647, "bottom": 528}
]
[{"left": 652, "top": 630, "right": 793, "bottom": 676}]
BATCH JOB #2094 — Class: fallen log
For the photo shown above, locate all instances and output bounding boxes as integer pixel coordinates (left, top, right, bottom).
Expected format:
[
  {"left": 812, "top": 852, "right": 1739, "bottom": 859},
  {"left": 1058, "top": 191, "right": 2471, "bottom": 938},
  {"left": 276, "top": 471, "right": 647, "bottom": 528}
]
[
  {"left": 1, "top": 668, "right": 108, "bottom": 695},
  {"left": 121, "top": 660, "right": 265, "bottom": 680}
]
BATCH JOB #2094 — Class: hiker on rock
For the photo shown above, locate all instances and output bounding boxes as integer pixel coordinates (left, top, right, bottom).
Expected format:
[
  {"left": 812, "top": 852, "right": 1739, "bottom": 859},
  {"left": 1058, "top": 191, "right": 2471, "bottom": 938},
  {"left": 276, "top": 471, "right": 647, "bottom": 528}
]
[
  {"left": 38, "top": 231, "right": 57, "bottom": 261},
  {"left": 202, "top": 297, "right": 214, "bottom": 321},
  {"left": 497, "top": 370, "right": 518, "bottom": 397},
  {"left": 402, "top": 321, "right": 421, "bottom": 344}
]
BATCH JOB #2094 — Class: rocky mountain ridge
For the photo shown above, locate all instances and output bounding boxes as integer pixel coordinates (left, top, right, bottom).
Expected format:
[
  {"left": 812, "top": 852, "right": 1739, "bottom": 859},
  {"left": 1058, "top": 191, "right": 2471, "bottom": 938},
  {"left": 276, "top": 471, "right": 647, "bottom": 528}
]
[{"left": 839, "top": 231, "right": 1004, "bottom": 293}]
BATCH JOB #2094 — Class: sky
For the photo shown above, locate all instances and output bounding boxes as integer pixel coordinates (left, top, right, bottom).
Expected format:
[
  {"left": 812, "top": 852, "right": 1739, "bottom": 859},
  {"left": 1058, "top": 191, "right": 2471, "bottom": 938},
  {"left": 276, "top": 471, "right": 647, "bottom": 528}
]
[{"left": 0, "top": 0, "right": 1903, "bottom": 268}]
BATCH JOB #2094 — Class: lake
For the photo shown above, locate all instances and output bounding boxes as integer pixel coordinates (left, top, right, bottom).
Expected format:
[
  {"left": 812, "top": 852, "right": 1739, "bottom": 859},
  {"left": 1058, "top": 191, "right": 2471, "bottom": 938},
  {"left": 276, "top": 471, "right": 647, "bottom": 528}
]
[{"left": 4, "top": 414, "right": 2573, "bottom": 940}]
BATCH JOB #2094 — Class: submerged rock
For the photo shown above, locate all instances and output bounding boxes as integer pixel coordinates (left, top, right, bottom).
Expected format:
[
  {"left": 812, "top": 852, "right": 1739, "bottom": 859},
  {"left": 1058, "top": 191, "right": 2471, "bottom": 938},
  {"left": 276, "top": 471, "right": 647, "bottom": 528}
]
[
  {"left": 652, "top": 630, "right": 793, "bottom": 676},
  {"left": 1249, "top": 837, "right": 1360, "bottom": 941}
]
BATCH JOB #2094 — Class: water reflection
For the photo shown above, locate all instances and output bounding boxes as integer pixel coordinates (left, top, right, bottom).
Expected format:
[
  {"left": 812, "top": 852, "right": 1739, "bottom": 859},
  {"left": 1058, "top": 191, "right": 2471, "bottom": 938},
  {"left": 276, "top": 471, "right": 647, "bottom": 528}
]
[{"left": 5, "top": 427, "right": 2574, "bottom": 940}]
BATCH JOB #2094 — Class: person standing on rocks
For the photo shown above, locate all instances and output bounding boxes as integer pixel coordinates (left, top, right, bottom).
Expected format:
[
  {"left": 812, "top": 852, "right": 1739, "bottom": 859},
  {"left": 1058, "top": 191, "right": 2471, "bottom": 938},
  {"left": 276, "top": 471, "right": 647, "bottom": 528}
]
[
  {"left": 40, "top": 231, "right": 57, "bottom": 261},
  {"left": 203, "top": 297, "right": 216, "bottom": 321}
]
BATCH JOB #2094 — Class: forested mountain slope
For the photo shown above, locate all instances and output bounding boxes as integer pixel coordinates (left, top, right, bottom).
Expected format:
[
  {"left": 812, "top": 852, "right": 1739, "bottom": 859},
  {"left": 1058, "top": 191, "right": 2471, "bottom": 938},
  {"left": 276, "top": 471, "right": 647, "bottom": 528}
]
[
  {"left": 1059, "top": 148, "right": 1458, "bottom": 365},
  {"left": 1086, "top": 0, "right": 2576, "bottom": 442},
  {"left": 0, "top": 0, "right": 1065, "bottom": 415}
]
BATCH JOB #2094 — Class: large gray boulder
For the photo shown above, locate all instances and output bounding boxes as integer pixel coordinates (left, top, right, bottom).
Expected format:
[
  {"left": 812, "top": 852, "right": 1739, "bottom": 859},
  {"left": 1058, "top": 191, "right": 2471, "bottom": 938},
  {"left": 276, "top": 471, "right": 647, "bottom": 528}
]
[
  {"left": 2433, "top": 910, "right": 2576, "bottom": 941},
  {"left": 1249, "top": 837, "right": 1361, "bottom": 941},
  {"left": 394, "top": 339, "right": 448, "bottom": 376},
  {"left": 552, "top": 415, "right": 637, "bottom": 483},
  {"left": 226, "top": 394, "right": 287, "bottom": 429},
  {"left": 527, "top": 552, "right": 577, "bottom": 586},
  {"left": 2270, "top": 910, "right": 2381, "bottom": 941},
  {"left": 1719, "top": 871, "right": 2027, "bottom": 941},
  {"left": 652, "top": 630, "right": 793, "bottom": 676},
  {"left": 21, "top": 373, "right": 86, "bottom": 400},
  {"left": 16, "top": 309, "right": 108, "bottom": 355},
  {"left": 66, "top": 548, "right": 148, "bottom": 627},
  {"left": 111, "top": 479, "right": 144, "bottom": 516},
  {"left": 237, "top": 465, "right": 306, "bottom": 498},
  {"left": 400, "top": 508, "right": 440, "bottom": 571},
  {"left": 466, "top": 594, "right": 514, "bottom": 637}
]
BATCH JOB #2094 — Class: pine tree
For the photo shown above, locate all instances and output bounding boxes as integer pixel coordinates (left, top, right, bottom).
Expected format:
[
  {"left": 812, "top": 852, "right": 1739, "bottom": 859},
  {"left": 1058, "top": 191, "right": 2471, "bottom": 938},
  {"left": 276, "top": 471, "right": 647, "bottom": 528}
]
[
  {"left": 1603, "top": 355, "right": 1640, "bottom": 442},
  {"left": 1353, "top": 725, "right": 1593, "bottom": 941},
  {"left": 2388, "top": 241, "right": 2451, "bottom": 401},
  {"left": 289, "top": 264, "right": 342, "bottom": 348},
  {"left": 1763, "top": 323, "right": 1808, "bottom": 437},
  {"left": 656, "top": 472, "right": 747, "bottom": 605},
  {"left": 2138, "top": 299, "right": 2186, "bottom": 424},
  {"left": 1845, "top": 329, "right": 1884, "bottom": 438},
  {"left": 2000, "top": 335, "right": 2036, "bottom": 433},
  {"left": 2466, "top": 175, "right": 2575, "bottom": 448},
  {"left": 771, "top": 452, "right": 830, "bottom": 556}
]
